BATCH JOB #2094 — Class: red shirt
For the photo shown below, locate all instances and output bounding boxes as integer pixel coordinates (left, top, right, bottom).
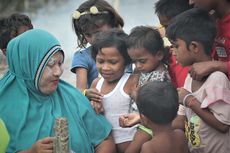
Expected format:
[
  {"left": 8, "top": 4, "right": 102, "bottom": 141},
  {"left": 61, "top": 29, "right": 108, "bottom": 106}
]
[
  {"left": 213, "top": 12, "right": 230, "bottom": 78},
  {"left": 169, "top": 55, "right": 189, "bottom": 88}
]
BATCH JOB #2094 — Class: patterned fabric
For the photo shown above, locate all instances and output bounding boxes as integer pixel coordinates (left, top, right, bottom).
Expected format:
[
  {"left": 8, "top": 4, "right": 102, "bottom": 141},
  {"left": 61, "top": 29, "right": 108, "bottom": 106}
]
[
  {"left": 213, "top": 12, "right": 230, "bottom": 79},
  {"left": 138, "top": 65, "right": 171, "bottom": 87}
]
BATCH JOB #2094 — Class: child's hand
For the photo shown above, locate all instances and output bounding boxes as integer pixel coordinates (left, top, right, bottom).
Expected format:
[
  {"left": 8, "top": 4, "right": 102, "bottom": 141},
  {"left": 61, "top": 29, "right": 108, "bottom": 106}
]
[
  {"left": 29, "top": 137, "right": 54, "bottom": 153},
  {"left": 85, "top": 88, "right": 103, "bottom": 102},
  {"left": 119, "top": 112, "right": 140, "bottom": 127},
  {"left": 177, "top": 88, "right": 191, "bottom": 105},
  {"left": 189, "top": 61, "right": 216, "bottom": 81},
  {"left": 91, "top": 100, "right": 104, "bottom": 114}
]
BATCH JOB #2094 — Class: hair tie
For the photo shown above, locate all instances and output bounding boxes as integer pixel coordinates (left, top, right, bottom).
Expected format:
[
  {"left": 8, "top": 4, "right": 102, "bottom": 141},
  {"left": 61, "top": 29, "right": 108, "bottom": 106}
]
[{"left": 72, "top": 6, "right": 108, "bottom": 20}]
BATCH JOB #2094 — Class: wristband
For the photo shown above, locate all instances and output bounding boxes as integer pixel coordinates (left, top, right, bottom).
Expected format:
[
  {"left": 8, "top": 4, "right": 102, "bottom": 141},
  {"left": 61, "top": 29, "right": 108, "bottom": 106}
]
[
  {"left": 182, "top": 93, "right": 193, "bottom": 107},
  {"left": 82, "top": 89, "right": 87, "bottom": 96}
]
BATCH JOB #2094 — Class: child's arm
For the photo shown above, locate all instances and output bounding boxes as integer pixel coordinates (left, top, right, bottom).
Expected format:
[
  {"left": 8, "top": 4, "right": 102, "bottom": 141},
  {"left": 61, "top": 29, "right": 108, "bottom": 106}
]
[
  {"left": 125, "top": 129, "right": 152, "bottom": 153},
  {"left": 189, "top": 61, "right": 229, "bottom": 81},
  {"left": 178, "top": 88, "right": 229, "bottom": 133},
  {"left": 95, "top": 133, "right": 116, "bottom": 153},
  {"left": 75, "top": 67, "right": 88, "bottom": 92}
]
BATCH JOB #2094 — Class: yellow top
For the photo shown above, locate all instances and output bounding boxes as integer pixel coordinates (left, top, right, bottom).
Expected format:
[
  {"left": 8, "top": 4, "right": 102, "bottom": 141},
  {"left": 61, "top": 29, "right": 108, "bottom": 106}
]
[{"left": 0, "top": 118, "right": 10, "bottom": 153}]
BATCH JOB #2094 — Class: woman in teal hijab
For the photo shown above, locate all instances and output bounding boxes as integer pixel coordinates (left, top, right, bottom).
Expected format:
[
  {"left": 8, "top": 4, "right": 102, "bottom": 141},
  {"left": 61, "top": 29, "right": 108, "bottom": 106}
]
[{"left": 0, "top": 29, "right": 115, "bottom": 153}]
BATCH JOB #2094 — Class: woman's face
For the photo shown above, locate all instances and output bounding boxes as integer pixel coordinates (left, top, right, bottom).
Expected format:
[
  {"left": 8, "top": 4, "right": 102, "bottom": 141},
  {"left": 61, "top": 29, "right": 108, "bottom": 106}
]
[{"left": 39, "top": 51, "right": 64, "bottom": 94}]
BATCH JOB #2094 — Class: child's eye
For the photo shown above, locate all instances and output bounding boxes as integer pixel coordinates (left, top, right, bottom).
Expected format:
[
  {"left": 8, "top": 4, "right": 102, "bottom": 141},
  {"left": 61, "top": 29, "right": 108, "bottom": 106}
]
[
  {"left": 96, "top": 59, "right": 104, "bottom": 64},
  {"left": 110, "top": 60, "right": 118, "bottom": 64},
  {"left": 139, "top": 59, "right": 146, "bottom": 63}
]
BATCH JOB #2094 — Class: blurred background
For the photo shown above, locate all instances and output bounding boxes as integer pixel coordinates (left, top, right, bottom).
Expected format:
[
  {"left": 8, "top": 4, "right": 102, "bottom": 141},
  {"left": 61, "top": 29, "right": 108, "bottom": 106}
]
[{"left": 0, "top": 0, "right": 159, "bottom": 85}]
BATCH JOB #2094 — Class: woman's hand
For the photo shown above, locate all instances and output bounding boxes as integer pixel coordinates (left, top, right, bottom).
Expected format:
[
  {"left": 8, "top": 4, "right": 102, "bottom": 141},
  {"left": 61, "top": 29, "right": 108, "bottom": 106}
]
[
  {"left": 19, "top": 137, "right": 54, "bottom": 153},
  {"left": 119, "top": 112, "right": 140, "bottom": 127}
]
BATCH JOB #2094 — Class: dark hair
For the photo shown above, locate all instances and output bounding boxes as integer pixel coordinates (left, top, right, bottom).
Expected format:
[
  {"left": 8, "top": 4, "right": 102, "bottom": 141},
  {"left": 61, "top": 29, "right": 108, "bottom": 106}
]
[
  {"left": 72, "top": 0, "right": 124, "bottom": 48},
  {"left": 92, "top": 28, "right": 131, "bottom": 66},
  {"left": 166, "top": 8, "right": 216, "bottom": 55},
  {"left": 136, "top": 81, "right": 178, "bottom": 125},
  {"left": 126, "top": 26, "right": 169, "bottom": 64},
  {"left": 155, "top": 0, "right": 191, "bottom": 27},
  {"left": 0, "top": 13, "right": 33, "bottom": 51}
]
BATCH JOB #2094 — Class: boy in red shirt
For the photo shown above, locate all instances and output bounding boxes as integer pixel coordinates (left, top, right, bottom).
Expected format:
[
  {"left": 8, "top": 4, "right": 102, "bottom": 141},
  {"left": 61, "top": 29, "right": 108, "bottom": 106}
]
[{"left": 189, "top": 0, "right": 230, "bottom": 80}]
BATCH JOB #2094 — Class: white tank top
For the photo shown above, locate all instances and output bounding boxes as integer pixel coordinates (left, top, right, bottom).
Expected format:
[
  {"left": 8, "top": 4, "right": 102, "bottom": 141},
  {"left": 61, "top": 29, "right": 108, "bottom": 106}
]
[{"left": 96, "top": 73, "right": 136, "bottom": 144}]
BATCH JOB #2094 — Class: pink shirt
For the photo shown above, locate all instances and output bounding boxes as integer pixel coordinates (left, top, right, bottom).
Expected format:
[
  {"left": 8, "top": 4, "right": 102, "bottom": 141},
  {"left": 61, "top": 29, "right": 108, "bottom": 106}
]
[{"left": 183, "top": 72, "right": 230, "bottom": 153}]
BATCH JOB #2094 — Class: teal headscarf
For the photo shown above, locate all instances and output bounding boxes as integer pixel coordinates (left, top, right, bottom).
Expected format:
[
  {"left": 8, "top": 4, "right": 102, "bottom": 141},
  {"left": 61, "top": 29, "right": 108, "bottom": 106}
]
[{"left": 0, "top": 29, "right": 112, "bottom": 153}]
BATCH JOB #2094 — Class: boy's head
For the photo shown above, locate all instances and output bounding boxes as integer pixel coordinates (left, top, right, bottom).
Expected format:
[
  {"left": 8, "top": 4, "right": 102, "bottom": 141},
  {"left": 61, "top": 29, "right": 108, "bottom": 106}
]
[
  {"left": 136, "top": 81, "right": 178, "bottom": 126},
  {"left": 72, "top": 0, "right": 124, "bottom": 47},
  {"left": 166, "top": 8, "right": 216, "bottom": 66},
  {"left": 155, "top": 0, "right": 191, "bottom": 28},
  {"left": 0, "top": 13, "right": 33, "bottom": 55}
]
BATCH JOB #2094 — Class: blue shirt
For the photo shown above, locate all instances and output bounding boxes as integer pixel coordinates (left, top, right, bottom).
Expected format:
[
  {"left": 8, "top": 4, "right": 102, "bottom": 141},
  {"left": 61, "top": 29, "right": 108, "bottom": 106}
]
[{"left": 71, "top": 46, "right": 98, "bottom": 88}]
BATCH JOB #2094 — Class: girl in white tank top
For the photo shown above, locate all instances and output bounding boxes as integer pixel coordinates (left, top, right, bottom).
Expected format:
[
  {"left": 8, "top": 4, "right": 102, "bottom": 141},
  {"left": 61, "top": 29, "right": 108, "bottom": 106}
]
[{"left": 89, "top": 29, "right": 138, "bottom": 153}]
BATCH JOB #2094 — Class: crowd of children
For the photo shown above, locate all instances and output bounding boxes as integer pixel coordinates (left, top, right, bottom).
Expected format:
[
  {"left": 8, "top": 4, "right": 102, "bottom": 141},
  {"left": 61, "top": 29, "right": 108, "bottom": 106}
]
[{"left": 1, "top": 0, "right": 230, "bottom": 152}]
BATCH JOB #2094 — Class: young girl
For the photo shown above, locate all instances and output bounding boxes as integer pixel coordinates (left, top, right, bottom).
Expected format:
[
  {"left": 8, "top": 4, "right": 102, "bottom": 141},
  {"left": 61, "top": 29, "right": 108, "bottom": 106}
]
[
  {"left": 90, "top": 28, "right": 137, "bottom": 153},
  {"left": 167, "top": 8, "right": 230, "bottom": 153},
  {"left": 119, "top": 26, "right": 171, "bottom": 153},
  {"left": 71, "top": 0, "right": 124, "bottom": 92}
]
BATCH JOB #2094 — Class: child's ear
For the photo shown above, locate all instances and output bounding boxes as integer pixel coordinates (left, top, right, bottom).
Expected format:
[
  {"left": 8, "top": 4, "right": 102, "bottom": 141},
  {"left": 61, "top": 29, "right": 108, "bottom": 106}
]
[
  {"left": 156, "top": 51, "right": 164, "bottom": 61},
  {"left": 189, "top": 41, "right": 200, "bottom": 54},
  {"left": 140, "top": 114, "right": 149, "bottom": 127}
]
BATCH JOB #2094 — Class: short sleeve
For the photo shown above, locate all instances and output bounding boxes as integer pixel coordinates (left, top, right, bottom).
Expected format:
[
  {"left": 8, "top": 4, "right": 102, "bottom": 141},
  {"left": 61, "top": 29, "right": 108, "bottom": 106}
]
[
  {"left": 200, "top": 72, "right": 230, "bottom": 125},
  {"left": 177, "top": 104, "right": 186, "bottom": 115},
  {"left": 71, "top": 48, "right": 91, "bottom": 73}
]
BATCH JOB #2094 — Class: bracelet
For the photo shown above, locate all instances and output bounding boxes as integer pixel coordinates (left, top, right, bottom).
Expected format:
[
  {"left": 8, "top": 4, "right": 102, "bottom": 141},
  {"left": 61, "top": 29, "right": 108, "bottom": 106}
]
[
  {"left": 182, "top": 93, "right": 193, "bottom": 107},
  {"left": 82, "top": 89, "right": 87, "bottom": 96}
]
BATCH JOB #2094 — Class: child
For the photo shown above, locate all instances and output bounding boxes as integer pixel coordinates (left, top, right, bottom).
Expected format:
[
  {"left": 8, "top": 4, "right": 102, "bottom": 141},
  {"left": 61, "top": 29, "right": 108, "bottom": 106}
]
[
  {"left": 154, "top": 0, "right": 192, "bottom": 129},
  {"left": 120, "top": 26, "right": 171, "bottom": 153},
  {"left": 136, "top": 81, "right": 189, "bottom": 153},
  {"left": 189, "top": 0, "right": 230, "bottom": 81},
  {"left": 166, "top": 8, "right": 230, "bottom": 153},
  {"left": 155, "top": 0, "right": 191, "bottom": 88},
  {"left": 0, "top": 13, "right": 33, "bottom": 55},
  {"left": 71, "top": 0, "right": 124, "bottom": 92},
  {"left": 0, "top": 13, "right": 33, "bottom": 78},
  {"left": 90, "top": 28, "right": 137, "bottom": 153}
]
